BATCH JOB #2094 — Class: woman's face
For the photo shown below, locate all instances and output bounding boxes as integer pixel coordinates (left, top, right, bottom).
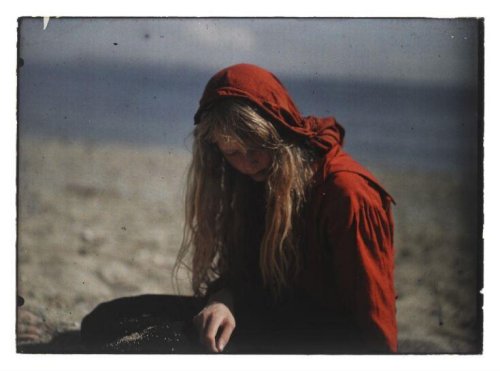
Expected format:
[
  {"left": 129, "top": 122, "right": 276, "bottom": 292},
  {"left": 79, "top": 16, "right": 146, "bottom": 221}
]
[{"left": 215, "top": 137, "right": 273, "bottom": 182}]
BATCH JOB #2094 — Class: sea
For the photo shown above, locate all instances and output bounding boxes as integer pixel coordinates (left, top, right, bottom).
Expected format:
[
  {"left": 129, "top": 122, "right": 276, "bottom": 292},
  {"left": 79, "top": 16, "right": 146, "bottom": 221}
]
[{"left": 18, "top": 62, "right": 480, "bottom": 176}]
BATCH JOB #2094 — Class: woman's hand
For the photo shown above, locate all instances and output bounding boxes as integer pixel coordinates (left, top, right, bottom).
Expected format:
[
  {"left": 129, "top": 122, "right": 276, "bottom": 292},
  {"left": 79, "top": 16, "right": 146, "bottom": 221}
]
[{"left": 192, "top": 289, "right": 235, "bottom": 353}]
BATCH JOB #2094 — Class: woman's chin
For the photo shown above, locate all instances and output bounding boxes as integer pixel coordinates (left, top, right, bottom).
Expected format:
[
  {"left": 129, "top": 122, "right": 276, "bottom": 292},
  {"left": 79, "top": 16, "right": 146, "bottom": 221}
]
[{"left": 249, "top": 172, "right": 267, "bottom": 182}]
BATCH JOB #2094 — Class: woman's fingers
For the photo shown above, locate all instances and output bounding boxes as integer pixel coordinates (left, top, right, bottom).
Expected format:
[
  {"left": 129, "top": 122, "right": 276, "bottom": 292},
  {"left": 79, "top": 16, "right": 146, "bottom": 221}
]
[
  {"left": 217, "top": 319, "right": 235, "bottom": 352},
  {"left": 204, "top": 314, "right": 223, "bottom": 352},
  {"left": 192, "top": 303, "right": 236, "bottom": 353}
]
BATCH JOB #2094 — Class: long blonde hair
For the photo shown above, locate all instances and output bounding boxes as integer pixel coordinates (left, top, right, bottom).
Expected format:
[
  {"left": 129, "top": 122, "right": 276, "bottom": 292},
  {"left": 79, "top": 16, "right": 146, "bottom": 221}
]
[{"left": 174, "top": 99, "right": 317, "bottom": 298}]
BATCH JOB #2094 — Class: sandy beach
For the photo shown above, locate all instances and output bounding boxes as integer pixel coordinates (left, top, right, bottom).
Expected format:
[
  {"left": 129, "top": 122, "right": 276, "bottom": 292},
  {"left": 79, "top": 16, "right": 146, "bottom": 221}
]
[{"left": 16, "top": 137, "right": 481, "bottom": 353}]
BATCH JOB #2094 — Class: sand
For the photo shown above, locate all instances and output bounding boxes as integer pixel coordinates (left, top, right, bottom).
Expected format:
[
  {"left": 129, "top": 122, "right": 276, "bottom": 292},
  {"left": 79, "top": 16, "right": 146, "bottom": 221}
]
[{"left": 16, "top": 137, "right": 481, "bottom": 353}]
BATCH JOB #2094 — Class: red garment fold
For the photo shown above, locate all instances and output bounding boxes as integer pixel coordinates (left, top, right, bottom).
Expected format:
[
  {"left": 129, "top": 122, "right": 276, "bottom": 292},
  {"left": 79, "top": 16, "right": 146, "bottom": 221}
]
[{"left": 197, "top": 63, "right": 398, "bottom": 352}]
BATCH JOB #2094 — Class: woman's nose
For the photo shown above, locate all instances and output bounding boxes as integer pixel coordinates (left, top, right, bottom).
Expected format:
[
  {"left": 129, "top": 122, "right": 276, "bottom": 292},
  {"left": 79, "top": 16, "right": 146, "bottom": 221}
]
[
  {"left": 239, "top": 160, "right": 256, "bottom": 174},
  {"left": 233, "top": 156, "right": 257, "bottom": 174}
]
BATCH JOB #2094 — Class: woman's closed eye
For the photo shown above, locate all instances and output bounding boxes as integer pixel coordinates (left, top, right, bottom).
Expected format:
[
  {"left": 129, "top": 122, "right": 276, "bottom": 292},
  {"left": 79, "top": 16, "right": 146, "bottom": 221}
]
[{"left": 222, "top": 149, "right": 262, "bottom": 161}]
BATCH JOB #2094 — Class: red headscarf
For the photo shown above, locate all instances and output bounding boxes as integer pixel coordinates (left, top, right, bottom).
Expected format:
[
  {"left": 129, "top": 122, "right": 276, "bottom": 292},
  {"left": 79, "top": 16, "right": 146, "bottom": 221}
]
[
  {"left": 194, "top": 63, "right": 393, "bottom": 201},
  {"left": 194, "top": 63, "right": 345, "bottom": 155}
]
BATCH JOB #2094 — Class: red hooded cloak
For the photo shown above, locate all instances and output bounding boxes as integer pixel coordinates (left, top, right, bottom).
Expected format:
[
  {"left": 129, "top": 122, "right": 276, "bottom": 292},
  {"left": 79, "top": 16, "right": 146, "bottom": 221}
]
[{"left": 195, "top": 63, "right": 398, "bottom": 353}]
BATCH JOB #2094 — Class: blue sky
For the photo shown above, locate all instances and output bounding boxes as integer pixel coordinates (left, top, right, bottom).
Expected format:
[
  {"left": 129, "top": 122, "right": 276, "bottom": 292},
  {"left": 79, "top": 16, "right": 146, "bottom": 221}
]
[{"left": 20, "top": 18, "right": 479, "bottom": 85}]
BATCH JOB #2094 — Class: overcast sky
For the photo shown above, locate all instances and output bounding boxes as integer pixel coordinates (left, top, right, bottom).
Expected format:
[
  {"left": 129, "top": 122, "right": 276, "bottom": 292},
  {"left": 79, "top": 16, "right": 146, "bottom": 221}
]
[{"left": 19, "top": 18, "right": 479, "bottom": 85}]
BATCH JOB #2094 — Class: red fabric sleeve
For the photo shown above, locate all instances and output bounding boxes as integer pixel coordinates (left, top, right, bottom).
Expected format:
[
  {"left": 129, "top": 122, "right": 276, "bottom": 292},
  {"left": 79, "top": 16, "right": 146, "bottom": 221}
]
[{"left": 325, "top": 171, "right": 397, "bottom": 352}]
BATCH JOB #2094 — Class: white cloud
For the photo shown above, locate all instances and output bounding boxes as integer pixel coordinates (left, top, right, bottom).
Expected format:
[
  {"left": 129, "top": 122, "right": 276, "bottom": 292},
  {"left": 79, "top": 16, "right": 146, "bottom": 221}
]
[{"left": 186, "top": 20, "right": 256, "bottom": 51}]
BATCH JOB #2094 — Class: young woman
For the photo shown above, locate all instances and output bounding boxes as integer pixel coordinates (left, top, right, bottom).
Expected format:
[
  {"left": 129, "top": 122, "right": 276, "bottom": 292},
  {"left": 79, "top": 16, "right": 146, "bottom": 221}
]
[{"left": 81, "top": 63, "right": 397, "bottom": 354}]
